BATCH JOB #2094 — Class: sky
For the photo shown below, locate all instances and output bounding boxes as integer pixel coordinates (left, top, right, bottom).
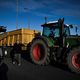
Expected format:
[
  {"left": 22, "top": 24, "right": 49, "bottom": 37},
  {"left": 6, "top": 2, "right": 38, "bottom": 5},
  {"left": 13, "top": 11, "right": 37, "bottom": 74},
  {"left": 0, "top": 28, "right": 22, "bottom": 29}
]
[{"left": 0, "top": 0, "right": 80, "bottom": 35}]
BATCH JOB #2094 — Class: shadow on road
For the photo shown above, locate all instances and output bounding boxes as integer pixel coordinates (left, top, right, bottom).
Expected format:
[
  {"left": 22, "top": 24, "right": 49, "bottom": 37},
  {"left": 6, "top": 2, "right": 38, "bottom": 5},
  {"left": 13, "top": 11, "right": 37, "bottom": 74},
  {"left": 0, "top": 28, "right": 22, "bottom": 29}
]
[
  {"left": 21, "top": 51, "right": 74, "bottom": 74},
  {"left": 50, "top": 60, "right": 71, "bottom": 72},
  {"left": 21, "top": 52, "right": 72, "bottom": 73},
  {"left": 0, "top": 62, "right": 8, "bottom": 80}
]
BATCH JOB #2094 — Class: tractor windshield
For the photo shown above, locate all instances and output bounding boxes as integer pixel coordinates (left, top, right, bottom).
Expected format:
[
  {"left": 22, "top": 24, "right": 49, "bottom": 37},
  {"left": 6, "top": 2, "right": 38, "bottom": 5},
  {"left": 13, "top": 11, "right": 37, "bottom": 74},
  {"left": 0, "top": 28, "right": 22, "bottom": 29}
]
[
  {"left": 43, "top": 27, "right": 60, "bottom": 37},
  {"left": 43, "top": 25, "right": 70, "bottom": 38}
]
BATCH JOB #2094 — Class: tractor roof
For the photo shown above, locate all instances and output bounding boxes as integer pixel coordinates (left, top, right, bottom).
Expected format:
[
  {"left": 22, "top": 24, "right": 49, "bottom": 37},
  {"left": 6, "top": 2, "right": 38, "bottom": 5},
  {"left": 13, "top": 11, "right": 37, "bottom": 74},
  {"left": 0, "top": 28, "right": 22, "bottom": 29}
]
[
  {"left": 47, "top": 21, "right": 58, "bottom": 24},
  {"left": 41, "top": 21, "right": 69, "bottom": 27},
  {"left": 41, "top": 21, "right": 58, "bottom": 27}
]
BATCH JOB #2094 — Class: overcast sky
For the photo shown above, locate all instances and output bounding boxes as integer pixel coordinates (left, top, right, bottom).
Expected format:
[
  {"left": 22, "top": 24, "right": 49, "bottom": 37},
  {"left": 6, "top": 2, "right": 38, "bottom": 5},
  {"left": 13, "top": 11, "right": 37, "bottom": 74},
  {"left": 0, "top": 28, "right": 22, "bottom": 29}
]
[{"left": 0, "top": 0, "right": 80, "bottom": 34}]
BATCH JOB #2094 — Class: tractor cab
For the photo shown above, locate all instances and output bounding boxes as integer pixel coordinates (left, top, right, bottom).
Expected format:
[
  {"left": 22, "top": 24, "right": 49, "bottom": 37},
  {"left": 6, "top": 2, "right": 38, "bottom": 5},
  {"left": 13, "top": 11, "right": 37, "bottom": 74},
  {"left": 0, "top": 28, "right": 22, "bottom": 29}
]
[
  {"left": 42, "top": 21, "right": 60, "bottom": 38},
  {"left": 41, "top": 18, "right": 71, "bottom": 47},
  {"left": 42, "top": 21, "right": 70, "bottom": 38}
]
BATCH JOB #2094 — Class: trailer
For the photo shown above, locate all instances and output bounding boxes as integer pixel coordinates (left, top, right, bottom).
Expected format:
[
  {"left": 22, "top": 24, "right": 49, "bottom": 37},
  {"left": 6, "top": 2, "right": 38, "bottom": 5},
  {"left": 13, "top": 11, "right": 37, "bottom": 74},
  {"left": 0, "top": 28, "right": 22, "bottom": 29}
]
[{"left": 0, "top": 28, "right": 40, "bottom": 57}]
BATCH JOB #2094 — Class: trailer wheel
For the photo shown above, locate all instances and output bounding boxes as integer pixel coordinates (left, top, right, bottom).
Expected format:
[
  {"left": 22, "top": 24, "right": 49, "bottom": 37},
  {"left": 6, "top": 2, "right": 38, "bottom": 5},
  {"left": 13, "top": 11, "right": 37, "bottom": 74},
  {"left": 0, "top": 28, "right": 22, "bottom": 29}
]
[
  {"left": 67, "top": 47, "right": 80, "bottom": 74},
  {"left": 30, "top": 39, "right": 50, "bottom": 65}
]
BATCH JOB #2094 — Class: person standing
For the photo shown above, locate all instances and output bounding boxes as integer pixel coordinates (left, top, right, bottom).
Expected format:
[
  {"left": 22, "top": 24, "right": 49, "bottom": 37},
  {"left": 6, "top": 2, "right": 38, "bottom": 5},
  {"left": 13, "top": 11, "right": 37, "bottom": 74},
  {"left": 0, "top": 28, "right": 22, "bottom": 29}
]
[
  {"left": 0, "top": 47, "right": 8, "bottom": 80},
  {"left": 10, "top": 41, "right": 22, "bottom": 66}
]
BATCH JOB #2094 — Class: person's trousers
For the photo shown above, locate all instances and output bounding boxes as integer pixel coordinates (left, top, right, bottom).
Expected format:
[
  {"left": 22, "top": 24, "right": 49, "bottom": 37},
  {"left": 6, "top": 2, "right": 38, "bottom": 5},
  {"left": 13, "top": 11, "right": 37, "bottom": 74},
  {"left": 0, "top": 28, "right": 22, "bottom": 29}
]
[{"left": 15, "top": 53, "right": 21, "bottom": 64}]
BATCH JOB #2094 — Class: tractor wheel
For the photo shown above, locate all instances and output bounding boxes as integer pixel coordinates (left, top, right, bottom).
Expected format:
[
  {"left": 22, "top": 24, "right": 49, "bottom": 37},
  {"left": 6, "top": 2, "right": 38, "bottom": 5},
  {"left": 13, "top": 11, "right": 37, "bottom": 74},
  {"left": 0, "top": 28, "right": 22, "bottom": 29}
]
[
  {"left": 30, "top": 39, "right": 50, "bottom": 65},
  {"left": 67, "top": 47, "right": 80, "bottom": 74}
]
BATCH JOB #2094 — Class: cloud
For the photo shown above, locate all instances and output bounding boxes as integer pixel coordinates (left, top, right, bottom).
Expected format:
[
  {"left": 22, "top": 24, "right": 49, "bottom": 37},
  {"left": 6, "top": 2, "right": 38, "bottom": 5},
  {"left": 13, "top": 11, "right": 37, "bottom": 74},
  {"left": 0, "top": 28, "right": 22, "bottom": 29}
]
[
  {"left": 32, "top": 11, "right": 53, "bottom": 17},
  {"left": 51, "top": 8, "right": 80, "bottom": 17},
  {"left": 0, "top": 0, "right": 16, "bottom": 9},
  {"left": 38, "top": 0, "right": 80, "bottom": 18},
  {"left": 19, "top": 0, "right": 46, "bottom": 12},
  {"left": 0, "top": 0, "right": 80, "bottom": 19}
]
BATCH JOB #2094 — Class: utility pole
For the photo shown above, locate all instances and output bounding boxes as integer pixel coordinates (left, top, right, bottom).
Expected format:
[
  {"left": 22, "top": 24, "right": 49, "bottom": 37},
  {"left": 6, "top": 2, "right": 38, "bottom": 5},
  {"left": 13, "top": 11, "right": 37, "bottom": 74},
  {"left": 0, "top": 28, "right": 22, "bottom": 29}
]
[
  {"left": 16, "top": 0, "right": 19, "bottom": 29},
  {"left": 24, "top": 8, "right": 30, "bottom": 29}
]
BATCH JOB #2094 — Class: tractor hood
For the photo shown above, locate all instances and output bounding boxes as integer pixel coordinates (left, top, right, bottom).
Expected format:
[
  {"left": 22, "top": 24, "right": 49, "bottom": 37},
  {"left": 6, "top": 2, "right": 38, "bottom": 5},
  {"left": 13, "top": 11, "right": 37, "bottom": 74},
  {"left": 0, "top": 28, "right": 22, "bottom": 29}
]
[{"left": 65, "top": 35, "right": 80, "bottom": 47}]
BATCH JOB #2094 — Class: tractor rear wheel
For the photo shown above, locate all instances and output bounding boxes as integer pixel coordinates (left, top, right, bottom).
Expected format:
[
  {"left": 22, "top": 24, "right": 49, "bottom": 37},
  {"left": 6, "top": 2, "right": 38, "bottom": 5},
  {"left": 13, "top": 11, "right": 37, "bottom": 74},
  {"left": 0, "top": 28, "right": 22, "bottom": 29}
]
[
  {"left": 30, "top": 39, "right": 50, "bottom": 65},
  {"left": 67, "top": 47, "right": 80, "bottom": 74}
]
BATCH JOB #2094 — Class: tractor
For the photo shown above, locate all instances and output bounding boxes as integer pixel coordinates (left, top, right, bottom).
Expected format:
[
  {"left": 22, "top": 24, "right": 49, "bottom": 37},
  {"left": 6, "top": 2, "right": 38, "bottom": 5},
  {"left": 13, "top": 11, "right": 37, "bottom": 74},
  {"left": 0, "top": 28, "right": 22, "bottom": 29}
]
[{"left": 30, "top": 18, "right": 80, "bottom": 74}]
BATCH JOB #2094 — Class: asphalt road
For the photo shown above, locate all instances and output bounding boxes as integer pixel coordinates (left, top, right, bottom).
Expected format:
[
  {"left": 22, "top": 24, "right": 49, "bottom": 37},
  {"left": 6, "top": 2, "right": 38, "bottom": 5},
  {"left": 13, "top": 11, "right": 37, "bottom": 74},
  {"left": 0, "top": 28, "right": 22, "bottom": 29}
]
[{"left": 1, "top": 57, "right": 80, "bottom": 80}]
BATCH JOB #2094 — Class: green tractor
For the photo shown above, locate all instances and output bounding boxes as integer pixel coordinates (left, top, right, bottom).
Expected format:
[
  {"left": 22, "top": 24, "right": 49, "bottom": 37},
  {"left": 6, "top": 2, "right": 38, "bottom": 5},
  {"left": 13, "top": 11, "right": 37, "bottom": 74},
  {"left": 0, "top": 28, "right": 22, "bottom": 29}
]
[{"left": 30, "top": 18, "right": 80, "bottom": 74}]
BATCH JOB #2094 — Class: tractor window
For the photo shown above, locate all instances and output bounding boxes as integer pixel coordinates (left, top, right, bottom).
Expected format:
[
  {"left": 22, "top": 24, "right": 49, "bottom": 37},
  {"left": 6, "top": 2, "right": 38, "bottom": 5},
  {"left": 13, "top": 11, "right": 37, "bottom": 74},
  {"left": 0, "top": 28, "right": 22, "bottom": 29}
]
[
  {"left": 43, "top": 27, "right": 51, "bottom": 37},
  {"left": 43, "top": 27, "right": 60, "bottom": 37},
  {"left": 52, "top": 28, "right": 59, "bottom": 37},
  {"left": 64, "top": 26, "right": 70, "bottom": 36}
]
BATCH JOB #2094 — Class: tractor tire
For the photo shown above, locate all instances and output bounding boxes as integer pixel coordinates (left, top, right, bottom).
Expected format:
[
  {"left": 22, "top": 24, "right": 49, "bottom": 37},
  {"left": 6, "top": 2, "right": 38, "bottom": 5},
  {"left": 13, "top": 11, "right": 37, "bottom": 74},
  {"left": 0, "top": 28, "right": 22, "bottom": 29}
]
[
  {"left": 30, "top": 39, "right": 50, "bottom": 65},
  {"left": 67, "top": 47, "right": 80, "bottom": 74}
]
